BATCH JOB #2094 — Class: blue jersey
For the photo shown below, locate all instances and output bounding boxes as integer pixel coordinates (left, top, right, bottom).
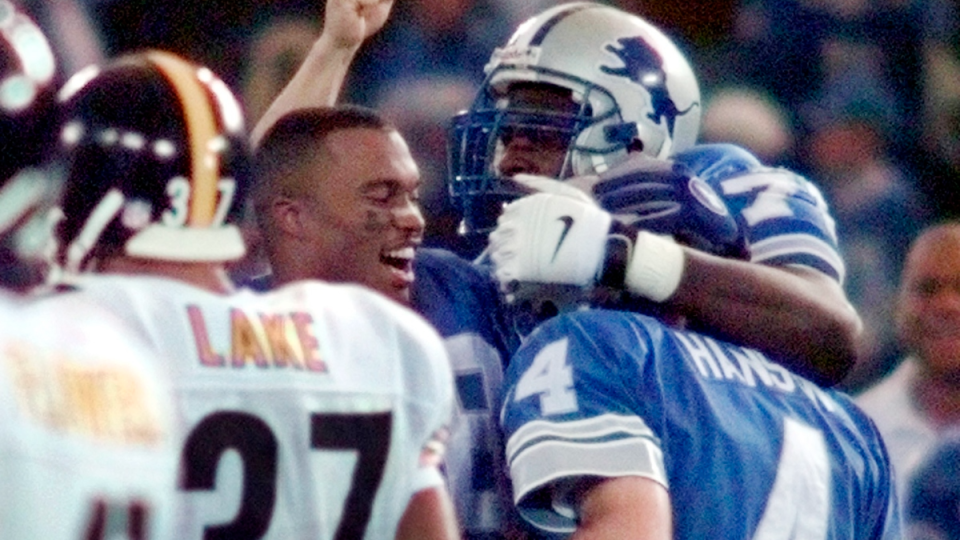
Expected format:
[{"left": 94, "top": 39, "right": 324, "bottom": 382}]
[
  {"left": 411, "top": 248, "right": 525, "bottom": 537},
  {"left": 501, "top": 309, "right": 900, "bottom": 538},
  {"left": 676, "top": 144, "right": 845, "bottom": 283}
]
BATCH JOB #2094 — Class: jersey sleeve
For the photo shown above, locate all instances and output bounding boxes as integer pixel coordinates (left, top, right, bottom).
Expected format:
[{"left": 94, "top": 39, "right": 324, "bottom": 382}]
[
  {"left": 675, "top": 143, "right": 846, "bottom": 284},
  {"left": 499, "top": 311, "right": 667, "bottom": 534}
]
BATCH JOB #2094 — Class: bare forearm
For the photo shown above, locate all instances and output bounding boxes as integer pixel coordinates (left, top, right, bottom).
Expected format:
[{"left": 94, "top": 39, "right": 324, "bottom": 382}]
[{"left": 671, "top": 250, "right": 862, "bottom": 386}]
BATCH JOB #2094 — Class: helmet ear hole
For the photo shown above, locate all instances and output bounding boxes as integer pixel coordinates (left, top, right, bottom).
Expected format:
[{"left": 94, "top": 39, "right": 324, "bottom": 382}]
[{"left": 627, "top": 139, "right": 644, "bottom": 153}]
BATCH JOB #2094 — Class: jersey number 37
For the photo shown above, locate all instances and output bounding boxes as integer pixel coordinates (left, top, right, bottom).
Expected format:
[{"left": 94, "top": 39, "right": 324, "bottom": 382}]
[{"left": 180, "top": 410, "right": 392, "bottom": 540}]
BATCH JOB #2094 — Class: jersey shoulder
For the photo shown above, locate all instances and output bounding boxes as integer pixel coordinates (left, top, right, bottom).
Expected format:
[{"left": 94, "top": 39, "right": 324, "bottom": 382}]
[
  {"left": 264, "top": 279, "right": 455, "bottom": 403},
  {"left": 675, "top": 143, "right": 764, "bottom": 181}
]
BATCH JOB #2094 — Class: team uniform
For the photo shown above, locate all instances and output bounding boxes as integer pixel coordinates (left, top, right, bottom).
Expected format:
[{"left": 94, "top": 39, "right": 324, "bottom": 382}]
[
  {"left": 501, "top": 309, "right": 901, "bottom": 538},
  {"left": 429, "top": 141, "right": 846, "bottom": 537},
  {"left": 0, "top": 291, "right": 177, "bottom": 540},
  {"left": 64, "top": 274, "right": 453, "bottom": 539}
]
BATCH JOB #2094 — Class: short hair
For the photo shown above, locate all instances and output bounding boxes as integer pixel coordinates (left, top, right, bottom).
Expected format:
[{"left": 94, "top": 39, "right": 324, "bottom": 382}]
[{"left": 252, "top": 105, "right": 396, "bottom": 229}]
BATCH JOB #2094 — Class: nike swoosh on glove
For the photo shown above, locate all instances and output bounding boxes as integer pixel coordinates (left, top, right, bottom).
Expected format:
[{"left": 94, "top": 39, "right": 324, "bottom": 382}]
[{"left": 488, "top": 192, "right": 611, "bottom": 290}]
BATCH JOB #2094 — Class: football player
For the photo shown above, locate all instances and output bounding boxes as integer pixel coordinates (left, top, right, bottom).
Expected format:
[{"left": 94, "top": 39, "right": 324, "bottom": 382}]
[
  {"left": 0, "top": 2, "right": 178, "bottom": 538},
  {"left": 452, "top": 2, "right": 859, "bottom": 385},
  {"left": 251, "top": 104, "right": 520, "bottom": 536},
  {"left": 468, "top": 5, "right": 866, "bottom": 536},
  {"left": 497, "top": 205, "right": 902, "bottom": 535},
  {"left": 46, "top": 49, "right": 460, "bottom": 539}
]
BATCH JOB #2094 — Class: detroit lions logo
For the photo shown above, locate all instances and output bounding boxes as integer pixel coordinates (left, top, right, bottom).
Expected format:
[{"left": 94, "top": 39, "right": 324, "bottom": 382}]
[{"left": 600, "top": 36, "right": 697, "bottom": 138}]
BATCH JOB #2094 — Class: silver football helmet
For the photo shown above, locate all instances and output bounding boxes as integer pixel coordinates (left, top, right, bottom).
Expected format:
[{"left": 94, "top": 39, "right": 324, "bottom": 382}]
[{"left": 448, "top": 2, "right": 701, "bottom": 233}]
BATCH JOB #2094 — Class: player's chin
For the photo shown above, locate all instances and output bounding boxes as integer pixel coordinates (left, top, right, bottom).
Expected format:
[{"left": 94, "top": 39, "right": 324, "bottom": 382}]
[
  {"left": 375, "top": 264, "right": 415, "bottom": 305},
  {"left": 382, "top": 282, "right": 412, "bottom": 305}
]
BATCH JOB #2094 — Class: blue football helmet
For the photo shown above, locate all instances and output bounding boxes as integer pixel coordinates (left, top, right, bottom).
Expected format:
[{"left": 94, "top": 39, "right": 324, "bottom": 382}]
[{"left": 447, "top": 2, "right": 701, "bottom": 234}]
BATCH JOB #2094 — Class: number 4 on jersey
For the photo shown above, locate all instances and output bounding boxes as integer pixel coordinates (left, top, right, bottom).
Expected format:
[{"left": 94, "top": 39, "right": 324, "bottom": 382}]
[{"left": 514, "top": 338, "right": 578, "bottom": 416}]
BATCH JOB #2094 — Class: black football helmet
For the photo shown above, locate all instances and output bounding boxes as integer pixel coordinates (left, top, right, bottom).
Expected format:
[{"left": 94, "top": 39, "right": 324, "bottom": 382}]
[
  {"left": 53, "top": 50, "right": 251, "bottom": 276},
  {"left": 0, "top": 0, "right": 59, "bottom": 289},
  {"left": 447, "top": 2, "right": 701, "bottom": 234}
]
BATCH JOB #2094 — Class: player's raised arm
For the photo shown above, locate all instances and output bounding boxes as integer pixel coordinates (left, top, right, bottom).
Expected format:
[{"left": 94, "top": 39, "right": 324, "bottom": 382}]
[{"left": 250, "top": 0, "right": 393, "bottom": 147}]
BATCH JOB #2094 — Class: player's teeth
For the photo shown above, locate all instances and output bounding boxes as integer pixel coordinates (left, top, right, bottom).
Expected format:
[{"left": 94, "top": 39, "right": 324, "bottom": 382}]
[{"left": 385, "top": 247, "right": 415, "bottom": 260}]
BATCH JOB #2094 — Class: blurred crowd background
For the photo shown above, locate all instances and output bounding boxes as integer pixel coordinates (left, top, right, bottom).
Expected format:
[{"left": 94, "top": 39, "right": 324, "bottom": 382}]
[{"left": 21, "top": 0, "right": 960, "bottom": 391}]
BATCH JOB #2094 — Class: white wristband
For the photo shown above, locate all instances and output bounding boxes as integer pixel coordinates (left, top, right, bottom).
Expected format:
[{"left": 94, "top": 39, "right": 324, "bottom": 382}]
[{"left": 624, "top": 231, "right": 685, "bottom": 302}]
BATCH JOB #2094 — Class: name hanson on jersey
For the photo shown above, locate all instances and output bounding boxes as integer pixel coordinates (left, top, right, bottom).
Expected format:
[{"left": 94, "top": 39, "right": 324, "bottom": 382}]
[
  {"left": 673, "top": 331, "right": 838, "bottom": 413},
  {"left": 186, "top": 305, "right": 328, "bottom": 372}
]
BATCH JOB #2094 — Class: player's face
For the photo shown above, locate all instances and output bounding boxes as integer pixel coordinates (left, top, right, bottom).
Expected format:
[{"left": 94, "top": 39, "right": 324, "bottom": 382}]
[
  {"left": 897, "top": 228, "right": 960, "bottom": 377},
  {"left": 494, "top": 84, "right": 579, "bottom": 179},
  {"left": 300, "top": 127, "right": 424, "bottom": 304}
]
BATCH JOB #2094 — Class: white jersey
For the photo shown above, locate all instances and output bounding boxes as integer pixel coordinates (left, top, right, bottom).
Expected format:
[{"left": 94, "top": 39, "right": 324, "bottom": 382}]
[
  {"left": 0, "top": 291, "right": 177, "bottom": 540},
  {"left": 69, "top": 274, "right": 454, "bottom": 539}
]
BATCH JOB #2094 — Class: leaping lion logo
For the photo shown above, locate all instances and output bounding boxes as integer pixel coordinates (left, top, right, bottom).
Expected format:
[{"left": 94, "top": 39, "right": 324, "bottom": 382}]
[{"left": 600, "top": 36, "right": 698, "bottom": 138}]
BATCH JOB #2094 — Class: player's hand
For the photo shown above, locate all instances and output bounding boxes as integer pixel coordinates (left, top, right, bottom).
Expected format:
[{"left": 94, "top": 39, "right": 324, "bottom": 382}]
[
  {"left": 592, "top": 154, "right": 745, "bottom": 258},
  {"left": 488, "top": 192, "right": 611, "bottom": 290},
  {"left": 489, "top": 188, "right": 691, "bottom": 303},
  {"left": 324, "top": 0, "right": 393, "bottom": 50}
]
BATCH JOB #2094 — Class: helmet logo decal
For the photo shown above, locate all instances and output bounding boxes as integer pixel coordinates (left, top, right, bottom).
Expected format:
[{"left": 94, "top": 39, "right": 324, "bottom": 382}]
[{"left": 600, "top": 37, "right": 697, "bottom": 140}]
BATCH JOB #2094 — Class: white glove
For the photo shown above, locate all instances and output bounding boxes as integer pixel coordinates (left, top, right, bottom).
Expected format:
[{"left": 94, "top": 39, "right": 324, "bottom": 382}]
[
  {"left": 492, "top": 176, "right": 687, "bottom": 303},
  {"left": 488, "top": 192, "right": 611, "bottom": 290}
]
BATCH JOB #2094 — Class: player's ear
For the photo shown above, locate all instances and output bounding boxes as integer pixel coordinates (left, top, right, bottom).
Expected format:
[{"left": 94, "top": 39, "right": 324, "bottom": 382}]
[{"left": 272, "top": 196, "right": 307, "bottom": 239}]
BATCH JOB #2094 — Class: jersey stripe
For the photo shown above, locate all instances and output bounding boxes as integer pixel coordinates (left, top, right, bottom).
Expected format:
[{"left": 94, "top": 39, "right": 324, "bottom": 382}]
[
  {"left": 750, "top": 233, "right": 846, "bottom": 283},
  {"left": 147, "top": 51, "right": 220, "bottom": 227},
  {"left": 506, "top": 413, "right": 658, "bottom": 463}
]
